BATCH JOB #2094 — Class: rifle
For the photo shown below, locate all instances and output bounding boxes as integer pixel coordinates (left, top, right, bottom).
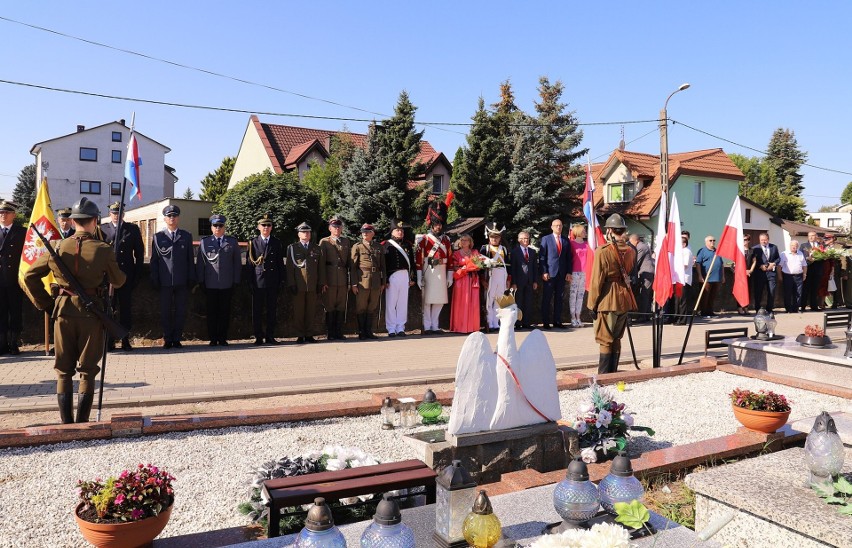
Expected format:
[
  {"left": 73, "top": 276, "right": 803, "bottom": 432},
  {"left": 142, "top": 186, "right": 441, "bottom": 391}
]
[
  {"left": 30, "top": 224, "right": 129, "bottom": 340},
  {"left": 607, "top": 232, "right": 639, "bottom": 311}
]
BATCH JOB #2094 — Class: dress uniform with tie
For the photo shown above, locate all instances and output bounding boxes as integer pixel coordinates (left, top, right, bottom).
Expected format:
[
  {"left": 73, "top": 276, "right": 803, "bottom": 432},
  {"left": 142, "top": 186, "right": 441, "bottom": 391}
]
[
  {"left": 351, "top": 223, "right": 386, "bottom": 340},
  {"left": 100, "top": 201, "right": 144, "bottom": 350},
  {"left": 383, "top": 219, "right": 414, "bottom": 337},
  {"left": 286, "top": 222, "right": 322, "bottom": 343},
  {"left": 150, "top": 205, "right": 196, "bottom": 348},
  {"left": 247, "top": 213, "right": 284, "bottom": 345},
  {"left": 55, "top": 208, "right": 76, "bottom": 239},
  {"left": 0, "top": 200, "right": 26, "bottom": 355},
  {"left": 196, "top": 214, "right": 242, "bottom": 346},
  {"left": 318, "top": 216, "right": 351, "bottom": 340}
]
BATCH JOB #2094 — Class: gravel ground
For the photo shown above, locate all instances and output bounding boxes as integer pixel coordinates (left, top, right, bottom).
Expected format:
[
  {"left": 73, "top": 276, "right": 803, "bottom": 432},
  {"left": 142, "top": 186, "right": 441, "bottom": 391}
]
[{"left": 0, "top": 371, "right": 847, "bottom": 548}]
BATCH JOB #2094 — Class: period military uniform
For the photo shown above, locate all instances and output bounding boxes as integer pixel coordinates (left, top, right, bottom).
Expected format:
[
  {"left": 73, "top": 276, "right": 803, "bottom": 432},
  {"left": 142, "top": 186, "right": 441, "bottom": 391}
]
[
  {"left": 100, "top": 201, "right": 144, "bottom": 350},
  {"left": 587, "top": 214, "right": 637, "bottom": 374},
  {"left": 247, "top": 213, "right": 284, "bottom": 345},
  {"left": 286, "top": 222, "right": 322, "bottom": 343},
  {"left": 318, "top": 216, "right": 351, "bottom": 340},
  {"left": 56, "top": 208, "right": 76, "bottom": 239},
  {"left": 150, "top": 205, "right": 196, "bottom": 348},
  {"left": 351, "top": 224, "right": 386, "bottom": 340},
  {"left": 415, "top": 202, "right": 453, "bottom": 334},
  {"left": 22, "top": 197, "right": 125, "bottom": 424},
  {"left": 480, "top": 223, "right": 511, "bottom": 332},
  {"left": 383, "top": 219, "right": 415, "bottom": 337},
  {"left": 196, "top": 214, "right": 242, "bottom": 346},
  {"left": 0, "top": 200, "right": 26, "bottom": 355}
]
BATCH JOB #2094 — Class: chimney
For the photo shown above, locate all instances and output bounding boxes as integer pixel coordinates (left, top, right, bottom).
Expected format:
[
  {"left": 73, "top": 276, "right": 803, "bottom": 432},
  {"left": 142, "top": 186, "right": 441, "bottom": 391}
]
[
  {"left": 76, "top": 125, "right": 85, "bottom": 132},
  {"left": 119, "top": 119, "right": 126, "bottom": 126}
]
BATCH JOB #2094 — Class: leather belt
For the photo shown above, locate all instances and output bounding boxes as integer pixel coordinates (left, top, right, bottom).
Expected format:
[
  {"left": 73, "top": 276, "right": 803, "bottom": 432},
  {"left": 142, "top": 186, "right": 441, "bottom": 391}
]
[
  {"left": 59, "top": 287, "right": 98, "bottom": 297},
  {"left": 361, "top": 267, "right": 377, "bottom": 273}
]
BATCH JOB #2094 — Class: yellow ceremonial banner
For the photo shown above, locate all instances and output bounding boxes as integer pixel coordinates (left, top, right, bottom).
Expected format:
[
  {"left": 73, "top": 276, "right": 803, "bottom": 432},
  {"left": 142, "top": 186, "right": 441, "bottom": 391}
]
[{"left": 18, "top": 178, "right": 59, "bottom": 293}]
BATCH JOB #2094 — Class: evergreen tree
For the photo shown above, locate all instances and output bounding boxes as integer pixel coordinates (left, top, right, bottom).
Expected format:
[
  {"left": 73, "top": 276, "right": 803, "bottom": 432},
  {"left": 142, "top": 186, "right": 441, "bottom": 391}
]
[
  {"left": 765, "top": 128, "right": 807, "bottom": 197},
  {"left": 12, "top": 163, "right": 37, "bottom": 219},
  {"left": 447, "top": 147, "right": 467, "bottom": 221},
  {"left": 181, "top": 188, "right": 194, "bottom": 200},
  {"left": 336, "top": 125, "right": 389, "bottom": 233},
  {"left": 199, "top": 156, "right": 235, "bottom": 203},
  {"left": 841, "top": 181, "right": 852, "bottom": 206}
]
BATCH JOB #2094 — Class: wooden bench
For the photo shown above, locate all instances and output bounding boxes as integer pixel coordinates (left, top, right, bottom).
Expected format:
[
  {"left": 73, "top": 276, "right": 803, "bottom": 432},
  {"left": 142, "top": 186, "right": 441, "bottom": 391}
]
[
  {"left": 705, "top": 327, "right": 748, "bottom": 357},
  {"left": 261, "top": 458, "right": 437, "bottom": 538},
  {"left": 822, "top": 310, "right": 851, "bottom": 336}
]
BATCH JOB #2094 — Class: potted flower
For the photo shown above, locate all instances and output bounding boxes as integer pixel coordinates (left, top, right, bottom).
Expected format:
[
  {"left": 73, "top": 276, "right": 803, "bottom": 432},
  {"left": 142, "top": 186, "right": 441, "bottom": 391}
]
[
  {"left": 729, "top": 388, "right": 791, "bottom": 433},
  {"left": 75, "top": 463, "right": 175, "bottom": 548},
  {"left": 796, "top": 324, "right": 831, "bottom": 348},
  {"left": 569, "top": 382, "right": 654, "bottom": 463}
]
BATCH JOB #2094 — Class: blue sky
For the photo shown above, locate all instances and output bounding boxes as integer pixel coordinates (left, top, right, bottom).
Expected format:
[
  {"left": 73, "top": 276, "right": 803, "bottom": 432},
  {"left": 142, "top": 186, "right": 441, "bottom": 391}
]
[{"left": 1, "top": 1, "right": 850, "bottom": 211}]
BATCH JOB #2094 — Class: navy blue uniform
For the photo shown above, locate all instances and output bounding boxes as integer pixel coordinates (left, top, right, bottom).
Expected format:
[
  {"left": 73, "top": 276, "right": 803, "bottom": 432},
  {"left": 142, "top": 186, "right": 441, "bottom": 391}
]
[
  {"left": 196, "top": 235, "right": 242, "bottom": 344},
  {"left": 100, "top": 221, "right": 144, "bottom": 339},
  {"left": 150, "top": 229, "right": 196, "bottom": 344},
  {"left": 247, "top": 235, "right": 284, "bottom": 340}
]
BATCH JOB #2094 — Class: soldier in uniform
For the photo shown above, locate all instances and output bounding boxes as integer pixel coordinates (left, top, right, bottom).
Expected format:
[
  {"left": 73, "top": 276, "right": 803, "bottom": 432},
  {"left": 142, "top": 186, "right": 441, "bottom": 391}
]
[
  {"left": 100, "top": 201, "right": 144, "bottom": 351},
  {"left": 196, "top": 214, "right": 242, "bottom": 346},
  {"left": 246, "top": 213, "right": 284, "bottom": 345},
  {"left": 286, "top": 222, "right": 322, "bottom": 343},
  {"left": 383, "top": 219, "right": 415, "bottom": 337},
  {"left": 351, "top": 223, "right": 386, "bottom": 340},
  {"left": 318, "top": 216, "right": 351, "bottom": 340},
  {"left": 22, "top": 197, "right": 125, "bottom": 423},
  {"left": 150, "top": 205, "right": 196, "bottom": 349},
  {"left": 415, "top": 202, "right": 453, "bottom": 334},
  {"left": 55, "top": 208, "right": 75, "bottom": 239},
  {"left": 0, "top": 200, "right": 26, "bottom": 355},
  {"left": 587, "top": 214, "right": 637, "bottom": 375},
  {"left": 480, "top": 223, "right": 510, "bottom": 332}
]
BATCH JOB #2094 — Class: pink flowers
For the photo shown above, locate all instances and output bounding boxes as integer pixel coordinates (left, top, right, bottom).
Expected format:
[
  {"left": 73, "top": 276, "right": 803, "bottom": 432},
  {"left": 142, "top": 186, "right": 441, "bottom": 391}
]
[{"left": 77, "top": 464, "right": 175, "bottom": 523}]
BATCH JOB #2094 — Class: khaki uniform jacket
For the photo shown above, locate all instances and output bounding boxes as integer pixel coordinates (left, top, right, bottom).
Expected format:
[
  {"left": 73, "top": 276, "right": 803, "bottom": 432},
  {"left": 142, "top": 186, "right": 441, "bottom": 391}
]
[
  {"left": 588, "top": 241, "right": 637, "bottom": 313},
  {"left": 318, "top": 236, "right": 351, "bottom": 287},
  {"left": 351, "top": 240, "right": 386, "bottom": 290},
  {"left": 23, "top": 232, "right": 126, "bottom": 317},
  {"left": 285, "top": 241, "right": 321, "bottom": 292}
]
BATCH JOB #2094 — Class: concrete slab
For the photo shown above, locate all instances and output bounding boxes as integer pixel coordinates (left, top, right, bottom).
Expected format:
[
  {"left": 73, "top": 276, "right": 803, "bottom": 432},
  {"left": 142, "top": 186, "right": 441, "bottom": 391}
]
[{"left": 792, "top": 412, "right": 852, "bottom": 447}]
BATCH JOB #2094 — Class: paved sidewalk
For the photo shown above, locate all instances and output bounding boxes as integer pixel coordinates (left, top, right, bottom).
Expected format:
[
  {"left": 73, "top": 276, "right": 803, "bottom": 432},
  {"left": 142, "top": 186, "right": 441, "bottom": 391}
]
[{"left": 0, "top": 309, "right": 837, "bottom": 413}]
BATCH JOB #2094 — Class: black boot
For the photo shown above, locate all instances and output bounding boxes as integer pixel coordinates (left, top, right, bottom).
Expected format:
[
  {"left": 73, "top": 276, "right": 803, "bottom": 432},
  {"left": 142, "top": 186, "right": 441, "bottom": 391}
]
[
  {"left": 8, "top": 332, "right": 20, "bottom": 356},
  {"left": 365, "top": 314, "right": 378, "bottom": 339},
  {"left": 358, "top": 314, "right": 367, "bottom": 340},
  {"left": 335, "top": 311, "right": 346, "bottom": 340},
  {"left": 0, "top": 332, "right": 6, "bottom": 355},
  {"left": 57, "top": 394, "right": 74, "bottom": 424},
  {"left": 76, "top": 392, "right": 94, "bottom": 423},
  {"left": 598, "top": 354, "right": 611, "bottom": 375},
  {"left": 610, "top": 352, "right": 621, "bottom": 374},
  {"left": 325, "top": 312, "right": 334, "bottom": 340}
]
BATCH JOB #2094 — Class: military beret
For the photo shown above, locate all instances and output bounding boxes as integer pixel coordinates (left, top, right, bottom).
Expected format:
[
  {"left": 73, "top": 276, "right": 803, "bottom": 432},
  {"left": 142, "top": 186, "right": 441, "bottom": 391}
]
[
  {"left": 210, "top": 214, "right": 226, "bottom": 225},
  {"left": 109, "top": 201, "right": 125, "bottom": 213},
  {"left": 163, "top": 205, "right": 181, "bottom": 216},
  {"left": 360, "top": 223, "right": 375, "bottom": 233},
  {"left": 258, "top": 213, "right": 273, "bottom": 225},
  {"left": 56, "top": 207, "right": 72, "bottom": 218},
  {"left": 296, "top": 222, "right": 312, "bottom": 232},
  {"left": 328, "top": 216, "right": 343, "bottom": 227},
  {"left": 0, "top": 200, "right": 19, "bottom": 212},
  {"left": 389, "top": 219, "right": 409, "bottom": 230}
]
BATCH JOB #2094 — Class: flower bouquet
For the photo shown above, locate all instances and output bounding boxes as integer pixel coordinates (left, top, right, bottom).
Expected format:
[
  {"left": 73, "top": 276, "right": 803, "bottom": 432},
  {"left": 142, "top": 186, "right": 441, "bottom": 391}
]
[
  {"left": 810, "top": 247, "right": 846, "bottom": 261},
  {"left": 571, "top": 382, "right": 654, "bottom": 463},
  {"left": 454, "top": 254, "right": 485, "bottom": 279},
  {"left": 796, "top": 324, "right": 831, "bottom": 347},
  {"left": 76, "top": 463, "right": 175, "bottom": 523}
]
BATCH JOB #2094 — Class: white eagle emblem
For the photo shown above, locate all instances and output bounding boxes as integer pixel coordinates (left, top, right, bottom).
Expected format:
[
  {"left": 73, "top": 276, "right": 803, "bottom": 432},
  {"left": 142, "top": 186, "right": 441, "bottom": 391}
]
[{"left": 22, "top": 219, "right": 58, "bottom": 264}]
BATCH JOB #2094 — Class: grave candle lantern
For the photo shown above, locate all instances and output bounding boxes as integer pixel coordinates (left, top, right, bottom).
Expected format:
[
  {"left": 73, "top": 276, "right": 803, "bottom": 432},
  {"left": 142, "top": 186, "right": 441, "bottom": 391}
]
[
  {"left": 293, "top": 497, "right": 347, "bottom": 548},
  {"left": 461, "top": 491, "right": 502, "bottom": 548},
  {"left": 804, "top": 412, "right": 846, "bottom": 490},
  {"left": 417, "top": 388, "right": 443, "bottom": 424},
  {"left": 380, "top": 397, "right": 395, "bottom": 430},
  {"left": 360, "top": 493, "right": 415, "bottom": 548},
  {"left": 598, "top": 452, "right": 645, "bottom": 513},
  {"left": 551, "top": 457, "right": 600, "bottom": 532},
  {"left": 844, "top": 329, "right": 852, "bottom": 358},
  {"left": 433, "top": 460, "right": 477, "bottom": 548},
  {"left": 753, "top": 309, "right": 769, "bottom": 340}
]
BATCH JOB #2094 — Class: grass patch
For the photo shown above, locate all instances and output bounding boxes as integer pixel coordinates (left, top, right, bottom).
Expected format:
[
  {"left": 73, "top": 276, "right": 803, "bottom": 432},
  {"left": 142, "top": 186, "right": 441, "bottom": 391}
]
[{"left": 640, "top": 470, "right": 696, "bottom": 529}]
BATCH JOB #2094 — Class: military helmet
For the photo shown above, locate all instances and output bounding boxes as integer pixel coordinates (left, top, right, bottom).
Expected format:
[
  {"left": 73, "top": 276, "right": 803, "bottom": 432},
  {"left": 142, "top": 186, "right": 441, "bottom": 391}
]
[
  {"left": 70, "top": 197, "right": 100, "bottom": 219},
  {"left": 604, "top": 214, "right": 627, "bottom": 229}
]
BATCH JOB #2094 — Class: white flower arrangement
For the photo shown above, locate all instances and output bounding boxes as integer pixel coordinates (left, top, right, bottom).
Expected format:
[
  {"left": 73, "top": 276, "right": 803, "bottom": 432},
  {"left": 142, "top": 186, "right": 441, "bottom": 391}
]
[{"left": 527, "top": 523, "right": 631, "bottom": 548}]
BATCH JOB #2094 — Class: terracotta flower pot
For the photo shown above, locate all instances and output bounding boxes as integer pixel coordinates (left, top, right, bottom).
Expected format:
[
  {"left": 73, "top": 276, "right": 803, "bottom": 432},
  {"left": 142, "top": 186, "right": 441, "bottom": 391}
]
[
  {"left": 731, "top": 404, "right": 791, "bottom": 434},
  {"left": 74, "top": 502, "right": 172, "bottom": 548}
]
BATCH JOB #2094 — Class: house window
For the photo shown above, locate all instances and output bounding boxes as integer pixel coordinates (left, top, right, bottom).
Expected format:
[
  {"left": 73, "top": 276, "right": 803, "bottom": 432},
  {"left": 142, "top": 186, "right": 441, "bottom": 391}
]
[
  {"left": 197, "top": 219, "right": 213, "bottom": 237},
  {"left": 111, "top": 182, "right": 122, "bottom": 195},
  {"left": 693, "top": 181, "right": 704, "bottom": 205},
  {"left": 112, "top": 131, "right": 122, "bottom": 142},
  {"left": 828, "top": 218, "right": 840, "bottom": 227},
  {"left": 745, "top": 208, "right": 751, "bottom": 223},
  {"left": 79, "top": 147, "right": 98, "bottom": 162},
  {"left": 80, "top": 180, "right": 101, "bottom": 194},
  {"left": 607, "top": 182, "right": 635, "bottom": 203},
  {"left": 432, "top": 175, "right": 444, "bottom": 194},
  {"left": 112, "top": 150, "right": 122, "bottom": 163}
]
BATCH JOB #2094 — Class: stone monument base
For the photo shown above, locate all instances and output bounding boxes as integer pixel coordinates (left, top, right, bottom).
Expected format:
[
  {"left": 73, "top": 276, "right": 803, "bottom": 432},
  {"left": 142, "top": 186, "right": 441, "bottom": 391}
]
[
  {"left": 403, "top": 423, "right": 578, "bottom": 483},
  {"left": 727, "top": 336, "right": 852, "bottom": 388}
]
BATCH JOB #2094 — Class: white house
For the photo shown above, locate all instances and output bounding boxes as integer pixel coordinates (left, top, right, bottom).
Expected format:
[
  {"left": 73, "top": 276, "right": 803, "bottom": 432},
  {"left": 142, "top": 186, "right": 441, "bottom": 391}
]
[
  {"left": 123, "top": 198, "right": 216, "bottom": 260},
  {"left": 740, "top": 196, "right": 841, "bottom": 249},
  {"left": 807, "top": 205, "right": 852, "bottom": 233},
  {"left": 30, "top": 120, "right": 176, "bottom": 216}
]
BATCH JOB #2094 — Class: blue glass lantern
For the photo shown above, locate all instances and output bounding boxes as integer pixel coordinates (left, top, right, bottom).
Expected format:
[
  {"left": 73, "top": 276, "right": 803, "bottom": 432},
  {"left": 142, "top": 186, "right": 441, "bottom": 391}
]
[
  {"left": 293, "top": 497, "right": 347, "bottom": 548},
  {"left": 360, "top": 493, "right": 415, "bottom": 548},
  {"left": 551, "top": 457, "right": 600, "bottom": 532},
  {"left": 599, "top": 452, "right": 645, "bottom": 513}
]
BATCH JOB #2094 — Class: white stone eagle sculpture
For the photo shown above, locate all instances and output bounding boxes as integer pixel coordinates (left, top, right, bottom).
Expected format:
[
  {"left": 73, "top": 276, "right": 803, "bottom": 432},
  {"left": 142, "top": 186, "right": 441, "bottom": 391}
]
[{"left": 448, "top": 293, "right": 562, "bottom": 436}]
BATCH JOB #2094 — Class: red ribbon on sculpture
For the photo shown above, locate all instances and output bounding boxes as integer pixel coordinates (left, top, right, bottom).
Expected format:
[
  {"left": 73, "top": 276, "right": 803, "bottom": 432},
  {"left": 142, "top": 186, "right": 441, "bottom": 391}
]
[{"left": 495, "top": 352, "right": 554, "bottom": 422}]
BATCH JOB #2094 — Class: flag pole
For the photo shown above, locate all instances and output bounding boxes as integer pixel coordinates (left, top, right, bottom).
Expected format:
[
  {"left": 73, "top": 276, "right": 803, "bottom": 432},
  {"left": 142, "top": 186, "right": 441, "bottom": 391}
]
[{"left": 44, "top": 312, "right": 49, "bottom": 356}]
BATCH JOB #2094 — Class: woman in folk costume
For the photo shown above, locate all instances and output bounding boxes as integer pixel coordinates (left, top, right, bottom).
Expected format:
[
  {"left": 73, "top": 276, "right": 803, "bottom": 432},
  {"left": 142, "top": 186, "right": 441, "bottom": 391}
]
[
  {"left": 415, "top": 200, "right": 454, "bottom": 334},
  {"left": 480, "top": 223, "right": 510, "bottom": 332},
  {"left": 569, "top": 224, "right": 589, "bottom": 327},
  {"left": 449, "top": 233, "right": 482, "bottom": 333}
]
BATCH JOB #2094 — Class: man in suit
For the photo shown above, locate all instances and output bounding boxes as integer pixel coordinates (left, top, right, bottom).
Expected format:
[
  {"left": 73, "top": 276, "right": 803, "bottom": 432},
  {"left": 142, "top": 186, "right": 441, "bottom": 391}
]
[
  {"left": 286, "top": 222, "right": 322, "bottom": 343},
  {"left": 382, "top": 219, "right": 414, "bottom": 337},
  {"left": 247, "top": 213, "right": 284, "bottom": 345},
  {"left": 628, "top": 234, "right": 654, "bottom": 323},
  {"left": 351, "top": 223, "right": 386, "bottom": 340},
  {"left": 100, "top": 201, "right": 144, "bottom": 351},
  {"left": 538, "top": 218, "right": 573, "bottom": 329},
  {"left": 0, "top": 200, "right": 26, "bottom": 355},
  {"left": 150, "top": 205, "right": 196, "bottom": 349},
  {"left": 55, "top": 208, "right": 75, "bottom": 239},
  {"left": 509, "top": 231, "right": 538, "bottom": 330},
  {"left": 196, "top": 214, "right": 241, "bottom": 346},
  {"left": 318, "top": 216, "right": 351, "bottom": 340},
  {"left": 752, "top": 232, "right": 781, "bottom": 314},
  {"left": 800, "top": 231, "right": 824, "bottom": 311}
]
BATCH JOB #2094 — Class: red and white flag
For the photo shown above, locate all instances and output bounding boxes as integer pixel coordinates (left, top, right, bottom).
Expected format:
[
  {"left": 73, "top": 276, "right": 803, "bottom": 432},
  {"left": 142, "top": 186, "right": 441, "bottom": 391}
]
[
  {"left": 652, "top": 193, "right": 685, "bottom": 307},
  {"left": 715, "top": 196, "right": 749, "bottom": 307},
  {"left": 582, "top": 160, "right": 604, "bottom": 290}
]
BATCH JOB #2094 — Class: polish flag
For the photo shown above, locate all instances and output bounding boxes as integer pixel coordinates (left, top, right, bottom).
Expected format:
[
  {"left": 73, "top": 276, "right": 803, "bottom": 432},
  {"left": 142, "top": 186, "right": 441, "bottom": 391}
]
[
  {"left": 125, "top": 133, "right": 142, "bottom": 201},
  {"left": 715, "top": 196, "right": 749, "bottom": 307},
  {"left": 652, "top": 194, "right": 685, "bottom": 307},
  {"left": 582, "top": 161, "right": 604, "bottom": 290}
]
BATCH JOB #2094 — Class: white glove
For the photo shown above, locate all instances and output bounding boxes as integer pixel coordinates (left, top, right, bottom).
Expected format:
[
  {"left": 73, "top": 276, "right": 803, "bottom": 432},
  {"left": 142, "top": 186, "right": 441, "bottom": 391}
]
[
  {"left": 416, "top": 271, "right": 423, "bottom": 290},
  {"left": 447, "top": 276, "right": 453, "bottom": 289}
]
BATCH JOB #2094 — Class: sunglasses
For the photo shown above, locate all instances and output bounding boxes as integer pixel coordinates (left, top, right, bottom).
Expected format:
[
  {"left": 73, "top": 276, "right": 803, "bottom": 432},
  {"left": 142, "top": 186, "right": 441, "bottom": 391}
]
[
  {"left": 212, "top": 224, "right": 224, "bottom": 228},
  {"left": 260, "top": 223, "right": 272, "bottom": 227}
]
